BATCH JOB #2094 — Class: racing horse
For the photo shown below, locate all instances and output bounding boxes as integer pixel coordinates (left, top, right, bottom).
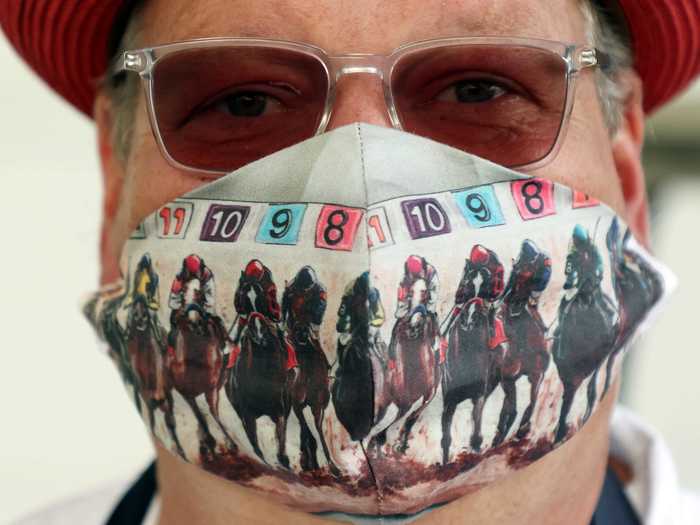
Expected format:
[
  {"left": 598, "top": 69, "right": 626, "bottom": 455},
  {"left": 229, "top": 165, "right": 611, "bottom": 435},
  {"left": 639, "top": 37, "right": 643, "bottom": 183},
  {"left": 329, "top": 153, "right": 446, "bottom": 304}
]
[
  {"left": 371, "top": 279, "right": 440, "bottom": 455},
  {"left": 288, "top": 318, "right": 340, "bottom": 475},
  {"left": 552, "top": 251, "right": 617, "bottom": 443},
  {"left": 332, "top": 275, "right": 390, "bottom": 443},
  {"left": 441, "top": 271, "right": 504, "bottom": 464},
  {"left": 602, "top": 219, "right": 663, "bottom": 398},
  {"left": 492, "top": 268, "right": 551, "bottom": 446},
  {"left": 170, "top": 278, "right": 235, "bottom": 460},
  {"left": 83, "top": 281, "right": 142, "bottom": 414},
  {"left": 126, "top": 293, "right": 186, "bottom": 458},
  {"left": 227, "top": 311, "right": 293, "bottom": 469}
]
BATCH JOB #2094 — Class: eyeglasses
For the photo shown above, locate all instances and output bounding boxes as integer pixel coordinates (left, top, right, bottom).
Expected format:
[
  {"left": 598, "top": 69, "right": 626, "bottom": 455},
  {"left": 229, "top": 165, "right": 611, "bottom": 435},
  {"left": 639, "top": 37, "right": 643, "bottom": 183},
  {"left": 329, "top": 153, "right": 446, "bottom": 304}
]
[{"left": 117, "top": 36, "right": 608, "bottom": 175}]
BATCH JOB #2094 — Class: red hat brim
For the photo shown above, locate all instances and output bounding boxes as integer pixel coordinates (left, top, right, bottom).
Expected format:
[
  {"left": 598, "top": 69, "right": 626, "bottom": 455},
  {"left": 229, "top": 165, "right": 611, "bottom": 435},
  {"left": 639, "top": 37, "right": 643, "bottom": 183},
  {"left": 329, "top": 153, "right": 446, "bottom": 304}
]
[{"left": 1, "top": 0, "right": 699, "bottom": 118}]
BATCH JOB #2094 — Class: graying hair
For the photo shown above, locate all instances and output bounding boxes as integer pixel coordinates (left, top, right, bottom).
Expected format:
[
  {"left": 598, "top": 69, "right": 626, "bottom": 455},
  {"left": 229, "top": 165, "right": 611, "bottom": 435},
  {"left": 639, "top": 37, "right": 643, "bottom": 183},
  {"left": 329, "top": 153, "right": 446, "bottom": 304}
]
[{"left": 103, "top": 0, "right": 634, "bottom": 164}]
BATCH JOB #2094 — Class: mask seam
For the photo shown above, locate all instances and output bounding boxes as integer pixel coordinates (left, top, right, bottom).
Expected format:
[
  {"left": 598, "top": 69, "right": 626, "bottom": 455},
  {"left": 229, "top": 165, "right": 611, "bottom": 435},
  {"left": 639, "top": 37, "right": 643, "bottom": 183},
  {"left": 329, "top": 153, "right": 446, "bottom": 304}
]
[{"left": 355, "top": 123, "right": 385, "bottom": 515}]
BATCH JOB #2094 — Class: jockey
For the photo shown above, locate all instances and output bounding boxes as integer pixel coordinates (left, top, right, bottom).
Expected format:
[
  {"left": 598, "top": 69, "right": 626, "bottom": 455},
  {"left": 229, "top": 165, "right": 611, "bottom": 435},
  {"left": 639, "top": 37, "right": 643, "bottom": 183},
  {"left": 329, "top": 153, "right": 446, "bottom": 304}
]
[
  {"left": 227, "top": 259, "right": 297, "bottom": 371},
  {"left": 124, "top": 253, "right": 160, "bottom": 311},
  {"left": 439, "top": 245, "right": 507, "bottom": 362},
  {"left": 166, "top": 254, "right": 225, "bottom": 353},
  {"left": 565, "top": 225, "right": 604, "bottom": 294},
  {"left": 282, "top": 266, "right": 327, "bottom": 345},
  {"left": 124, "top": 253, "right": 163, "bottom": 337},
  {"left": 395, "top": 255, "right": 439, "bottom": 320},
  {"left": 502, "top": 240, "right": 552, "bottom": 332},
  {"left": 336, "top": 271, "right": 386, "bottom": 362}
]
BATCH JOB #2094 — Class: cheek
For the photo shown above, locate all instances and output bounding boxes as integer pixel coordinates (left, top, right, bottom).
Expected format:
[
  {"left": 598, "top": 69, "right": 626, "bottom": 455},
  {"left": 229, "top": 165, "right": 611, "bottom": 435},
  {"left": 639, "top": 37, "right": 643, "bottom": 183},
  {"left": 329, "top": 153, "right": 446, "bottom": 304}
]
[
  {"left": 530, "top": 78, "right": 626, "bottom": 217},
  {"left": 109, "top": 122, "right": 219, "bottom": 264}
]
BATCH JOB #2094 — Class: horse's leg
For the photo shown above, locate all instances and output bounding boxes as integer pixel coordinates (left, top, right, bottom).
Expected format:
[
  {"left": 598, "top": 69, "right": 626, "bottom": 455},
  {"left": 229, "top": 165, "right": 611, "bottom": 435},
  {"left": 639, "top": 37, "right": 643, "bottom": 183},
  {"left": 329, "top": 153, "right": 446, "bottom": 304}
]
[
  {"left": 205, "top": 387, "right": 237, "bottom": 452},
  {"left": 602, "top": 349, "right": 619, "bottom": 399},
  {"left": 441, "top": 394, "right": 457, "bottom": 465},
  {"left": 398, "top": 395, "right": 430, "bottom": 454},
  {"left": 470, "top": 395, "right": 486, "bottom": 452},
  {"left": 583, "top": 369, "right": 599, "bottom": 424},
  {"left": 293, "top": 404, "right": 319, "bottom": 471},
  {"left": 516, "top": 360, "right": 546, "bottom": 440},
  {"left": 555, "top": 380, "right": 578, "bottom": 443},
  {"left": 274, "top": 414, "right": 291, "bottom": 470},
  {"left": 241, "top": 411, "right": 266, "bottom": 464},
  {"left": 493, "top": 378, "right": 517, "bottom": 447},
  {"left": 163, "top": 390, "right": 187, "bottom": 459},
  {"left": 184, "top": 396, "right": 217, "bottom": 461},
  {"left": 147, "top": 401, "right": 157, "bottom": 437},
  {"left": 312, "top": 404, "right": 340, "bottom": 476}
]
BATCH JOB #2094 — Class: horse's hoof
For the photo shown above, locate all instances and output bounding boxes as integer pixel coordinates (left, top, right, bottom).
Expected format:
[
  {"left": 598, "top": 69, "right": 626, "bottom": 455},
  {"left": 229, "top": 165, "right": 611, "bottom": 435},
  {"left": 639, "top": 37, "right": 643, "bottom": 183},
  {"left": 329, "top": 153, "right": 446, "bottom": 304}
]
[
  {"left": 328, "top": 463, "right": 341, "bottom": 478},
  {"left": 491, "top": 434, "right": 504, "bottom": 448},
  {"left": 515, "top": 424, "right": 531, "bottom": 440},
  {"left": 278, "top": 455, "right": 291, "bottom": 470},
  {"left": 470, "top": 436, "right": 483, "bottom": 452}
]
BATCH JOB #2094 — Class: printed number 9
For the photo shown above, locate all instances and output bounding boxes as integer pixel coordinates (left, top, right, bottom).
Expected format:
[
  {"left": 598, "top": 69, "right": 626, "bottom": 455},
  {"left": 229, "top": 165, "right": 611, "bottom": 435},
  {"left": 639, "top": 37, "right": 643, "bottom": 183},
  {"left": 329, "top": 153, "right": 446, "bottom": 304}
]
[
  {"left": 522, "top": 180, "right": 544, "bottom": 215},
  {"left": 269, "top": 209, "right": 292, "bottom": 239},
  {"left": 323, "top": 209, "right": 348, "bottom": 245},
  {"left": 466, "top": 194, "right": 491, "bottom": 222}
]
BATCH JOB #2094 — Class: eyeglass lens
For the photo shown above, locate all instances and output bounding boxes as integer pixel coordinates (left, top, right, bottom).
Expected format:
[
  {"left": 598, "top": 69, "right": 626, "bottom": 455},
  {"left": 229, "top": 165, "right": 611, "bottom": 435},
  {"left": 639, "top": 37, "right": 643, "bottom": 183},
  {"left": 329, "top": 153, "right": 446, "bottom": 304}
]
[{"left": 151, "top": 44, "right": 568, "bottom": 172}]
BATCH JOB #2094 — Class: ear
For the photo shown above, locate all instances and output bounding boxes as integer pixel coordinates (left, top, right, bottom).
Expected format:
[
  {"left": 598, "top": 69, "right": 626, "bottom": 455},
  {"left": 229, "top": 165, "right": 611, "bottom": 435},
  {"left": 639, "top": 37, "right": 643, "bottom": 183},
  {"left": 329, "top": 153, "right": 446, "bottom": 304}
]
[
  {"left": 610, "top": 71, "right": 649, "bottom": 246},
  {"left": 94, "top": 91, "right": 127, "bottom": 285}
]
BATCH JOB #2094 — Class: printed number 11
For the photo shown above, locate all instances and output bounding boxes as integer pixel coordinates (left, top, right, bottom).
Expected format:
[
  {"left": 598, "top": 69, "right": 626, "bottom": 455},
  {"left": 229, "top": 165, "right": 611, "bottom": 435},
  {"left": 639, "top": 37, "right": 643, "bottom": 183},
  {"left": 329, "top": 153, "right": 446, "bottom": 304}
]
[{"left": 160, "top": 206, "right": 187, "bottom": 236}]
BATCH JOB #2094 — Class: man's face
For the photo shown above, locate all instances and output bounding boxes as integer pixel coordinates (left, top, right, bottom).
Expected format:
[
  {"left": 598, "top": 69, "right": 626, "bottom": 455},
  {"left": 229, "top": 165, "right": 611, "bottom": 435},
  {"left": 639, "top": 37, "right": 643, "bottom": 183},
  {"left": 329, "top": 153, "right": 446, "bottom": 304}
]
[{"left": 98, "top": 0, "right": 641, "bottom": 283}]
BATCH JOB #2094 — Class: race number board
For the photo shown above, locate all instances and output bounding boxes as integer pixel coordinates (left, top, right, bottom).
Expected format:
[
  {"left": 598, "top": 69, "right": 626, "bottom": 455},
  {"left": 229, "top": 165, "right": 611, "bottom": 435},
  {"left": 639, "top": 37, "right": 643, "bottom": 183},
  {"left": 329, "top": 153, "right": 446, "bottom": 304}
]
[
  {"left": 130, "top": 222, "right": 146, "bottom": 239},
  {"left": 452, "top": 185, "right": 506, "bottom": 228},
  {"left": 401, "top": 198, "right": 451, "bottom": 240},
  {"left": 511, "top": 179, "right": 556, "bottom": 220},
  {"left": 156, "top": 201, "right": 194, "bottom": 239},
  {"left": 256, "top": 204, "right": 307, "bottom": 245},
  {"left": 199, "top": 204, "right": 250, "bottom": 242},
  {"left": 315, "top": 205, "right": 364, "bottom": 251},
  {"left": 572, "top": 190, "right": 600, "bottom": 209},
  {"left": 366, "top": 206, "right": 395, "bottom": 249}
]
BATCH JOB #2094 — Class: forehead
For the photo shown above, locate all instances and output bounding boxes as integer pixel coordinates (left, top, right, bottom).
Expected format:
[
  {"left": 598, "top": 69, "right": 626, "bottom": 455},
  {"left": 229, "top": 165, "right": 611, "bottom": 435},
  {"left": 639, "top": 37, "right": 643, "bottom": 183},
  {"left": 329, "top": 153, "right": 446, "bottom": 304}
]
[{"left": 139, "top": 0, "right": 587, "bottom": 53}]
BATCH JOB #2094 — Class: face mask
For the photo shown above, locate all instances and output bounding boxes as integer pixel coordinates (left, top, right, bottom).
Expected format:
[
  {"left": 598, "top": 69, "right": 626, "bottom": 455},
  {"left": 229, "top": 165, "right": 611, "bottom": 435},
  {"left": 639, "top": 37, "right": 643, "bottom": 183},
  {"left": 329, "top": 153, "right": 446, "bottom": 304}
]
[{"left": 83, "top": 123, "right": 674, "bottom": 516}]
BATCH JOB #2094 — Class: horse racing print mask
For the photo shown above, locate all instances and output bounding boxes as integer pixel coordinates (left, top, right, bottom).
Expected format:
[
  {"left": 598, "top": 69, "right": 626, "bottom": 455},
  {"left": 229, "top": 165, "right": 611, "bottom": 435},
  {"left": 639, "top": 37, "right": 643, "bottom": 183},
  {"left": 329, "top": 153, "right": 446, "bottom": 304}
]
[{"left": 83, "top": 123, "right": 674, "bottom": 516}]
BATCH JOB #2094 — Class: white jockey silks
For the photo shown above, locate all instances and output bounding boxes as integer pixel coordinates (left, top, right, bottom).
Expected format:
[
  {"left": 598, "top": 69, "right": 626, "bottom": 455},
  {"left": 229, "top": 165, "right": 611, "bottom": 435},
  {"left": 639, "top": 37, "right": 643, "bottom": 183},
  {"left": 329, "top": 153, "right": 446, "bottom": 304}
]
[{"left": 83, "top": 123, "right": 674, "bottom": 515}]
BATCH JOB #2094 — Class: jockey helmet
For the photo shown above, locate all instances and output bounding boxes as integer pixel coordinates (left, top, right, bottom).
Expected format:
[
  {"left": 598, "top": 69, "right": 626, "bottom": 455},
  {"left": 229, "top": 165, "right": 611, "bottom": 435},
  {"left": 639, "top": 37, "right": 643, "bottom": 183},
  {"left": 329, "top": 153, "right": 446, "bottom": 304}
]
[
  {"left": 572, "top": 225, "right": 589, "bottom": 248},
  {"left": 137, "top": 253, "right": 152, "bottom": 272},
  {"left": 296, "top": 266, "right": 317, "bottom": 290},
  {"left": 405, "top": 255, "right": 423, "bottom": 276},
  {"left": 520, "top": 240, "right": 539, "bottom": 263},
  {"left": 470, "top": 245, "right": 490, "bottom": 266},
  {"left": 184, "top": 254, "right": 203, "bottom": 276},
  {"left": 244, "top": 259, "right": 266, "bottom": 280}
]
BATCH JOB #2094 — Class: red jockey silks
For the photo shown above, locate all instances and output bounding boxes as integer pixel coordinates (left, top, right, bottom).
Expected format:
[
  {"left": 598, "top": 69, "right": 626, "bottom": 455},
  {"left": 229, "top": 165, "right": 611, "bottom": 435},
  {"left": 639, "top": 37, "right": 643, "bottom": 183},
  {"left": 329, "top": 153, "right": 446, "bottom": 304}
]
[{"left": 83, "top": 124, "right": 675, "bottom": 516}]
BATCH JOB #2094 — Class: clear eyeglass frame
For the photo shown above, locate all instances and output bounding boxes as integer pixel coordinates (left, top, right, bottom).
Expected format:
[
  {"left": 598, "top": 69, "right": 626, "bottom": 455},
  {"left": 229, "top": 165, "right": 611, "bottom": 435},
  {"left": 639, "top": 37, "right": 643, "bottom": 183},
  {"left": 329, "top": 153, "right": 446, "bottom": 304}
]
[{"left": 116, "top": 36, "right": 608, "bottom": 175}]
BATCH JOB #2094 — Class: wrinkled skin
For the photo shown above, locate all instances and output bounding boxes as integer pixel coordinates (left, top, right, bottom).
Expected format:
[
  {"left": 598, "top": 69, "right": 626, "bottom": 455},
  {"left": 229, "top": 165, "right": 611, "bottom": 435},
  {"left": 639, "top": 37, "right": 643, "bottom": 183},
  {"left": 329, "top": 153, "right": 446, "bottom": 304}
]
[{"left": 94, "top": 0, "right": 650, "bottom": 523}]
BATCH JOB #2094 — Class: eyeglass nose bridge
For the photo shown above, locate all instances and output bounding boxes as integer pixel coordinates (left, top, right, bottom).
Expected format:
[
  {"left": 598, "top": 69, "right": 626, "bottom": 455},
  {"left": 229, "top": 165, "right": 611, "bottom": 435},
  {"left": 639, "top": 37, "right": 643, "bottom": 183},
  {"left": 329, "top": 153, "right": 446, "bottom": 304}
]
[
  {"left": 328, "top": 54, "right": 388, "bottom": 81},
  {"left": 323, "top": 54, "right": 403, "bottom": 131}
]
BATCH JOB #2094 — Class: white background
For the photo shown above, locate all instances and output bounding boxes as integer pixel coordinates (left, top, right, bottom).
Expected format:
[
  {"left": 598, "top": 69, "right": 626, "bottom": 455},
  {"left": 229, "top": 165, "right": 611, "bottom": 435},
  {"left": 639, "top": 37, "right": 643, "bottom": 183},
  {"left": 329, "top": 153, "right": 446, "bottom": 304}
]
[{"left": 1, "top": 30, "right": 699, "bottom": 523}]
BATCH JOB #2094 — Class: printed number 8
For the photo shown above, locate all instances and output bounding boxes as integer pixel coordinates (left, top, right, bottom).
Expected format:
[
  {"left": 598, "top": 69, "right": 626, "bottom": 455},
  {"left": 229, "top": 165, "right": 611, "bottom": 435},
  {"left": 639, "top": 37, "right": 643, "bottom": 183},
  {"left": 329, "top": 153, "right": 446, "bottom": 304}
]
[
  {"left": 269, "top": 209, "right": 292, "bottom": 239},
  {"left": 522, "top": 180, "right": 545, "bottom": 215},
  {"left": 323, "top": 209, "right": 348, "bottom": 245},
  {"left": 466, "top": 194, "right": 491, "bottom": 222}
]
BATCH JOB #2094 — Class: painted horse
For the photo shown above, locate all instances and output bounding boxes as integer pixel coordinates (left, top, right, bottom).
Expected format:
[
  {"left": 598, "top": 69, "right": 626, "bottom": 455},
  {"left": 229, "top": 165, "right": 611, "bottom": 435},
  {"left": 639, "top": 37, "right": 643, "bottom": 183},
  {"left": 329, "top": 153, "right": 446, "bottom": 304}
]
[
  {"left": 372, "top": 279, "right": 440, "bottom": 455},
  {"left": 288, "top": 322, "right": 340, "bottom": 475},
  {"left": 170, "top": 278, "right": 234, "bottom": 461},
  {"left": 553, "top": 238, "right": 617, "bottom": 443},
  {"left": 332, "top": 275, "right": 390, "bottom": 443},
  {"left": 492, "top": 261, "right": 551, "bottom": 446},
  {"left": 603, "top": 219, "right": 664, "bottom": 397},
  {"left": 441, "top": 271, "right": 504, "bottom": 464},
  {"left": 225, "top": 274, "right": 294, "bottom": 469},
  {"left": 126, "top": 293, "right": 186, "bottom": 457}
]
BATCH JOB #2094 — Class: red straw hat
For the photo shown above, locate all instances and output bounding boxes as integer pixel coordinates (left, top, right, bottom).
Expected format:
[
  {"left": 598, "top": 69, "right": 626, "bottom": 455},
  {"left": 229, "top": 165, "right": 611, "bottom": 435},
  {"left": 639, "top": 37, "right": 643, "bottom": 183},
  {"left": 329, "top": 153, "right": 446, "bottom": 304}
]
[{"left": 1, "top": 0, "right": 699, "bottom": 118}]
